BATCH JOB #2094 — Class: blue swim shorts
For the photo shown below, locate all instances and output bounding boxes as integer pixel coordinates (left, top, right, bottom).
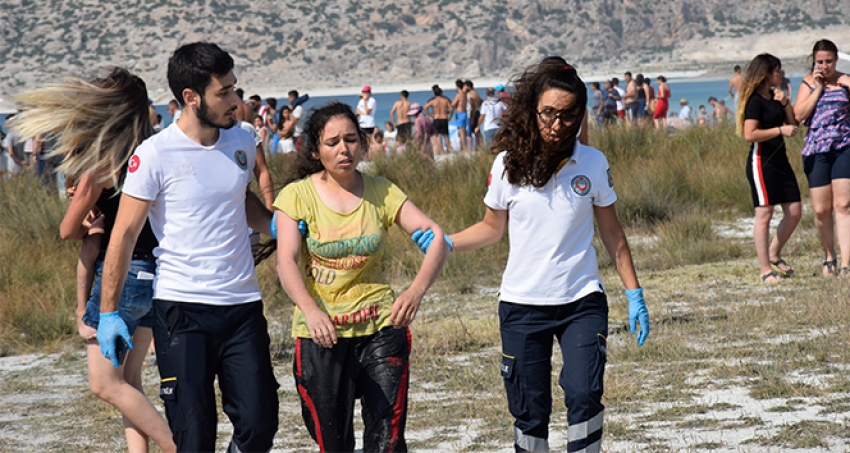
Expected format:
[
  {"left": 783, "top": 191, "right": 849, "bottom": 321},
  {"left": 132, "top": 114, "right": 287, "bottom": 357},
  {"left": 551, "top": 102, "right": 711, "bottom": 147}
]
[{"left": 455, "top": 111, "right": 469, "bottom": 129}]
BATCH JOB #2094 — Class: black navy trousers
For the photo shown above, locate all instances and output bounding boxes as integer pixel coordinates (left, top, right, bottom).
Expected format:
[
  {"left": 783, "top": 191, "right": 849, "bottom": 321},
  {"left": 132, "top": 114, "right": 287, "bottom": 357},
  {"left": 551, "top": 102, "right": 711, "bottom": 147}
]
[
  {"left": 153, "top": 299, "right": 280, "bottom": 453},
  {"left": 499, "top": 292, "right": 608, "bottom": 453}
]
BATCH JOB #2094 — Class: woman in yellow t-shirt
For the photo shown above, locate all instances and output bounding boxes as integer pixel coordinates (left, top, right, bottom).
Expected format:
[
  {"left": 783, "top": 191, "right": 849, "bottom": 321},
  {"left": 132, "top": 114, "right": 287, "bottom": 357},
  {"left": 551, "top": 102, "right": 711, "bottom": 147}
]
[{"left": 273, "top": 101, "right": 450, "bottom": 453}]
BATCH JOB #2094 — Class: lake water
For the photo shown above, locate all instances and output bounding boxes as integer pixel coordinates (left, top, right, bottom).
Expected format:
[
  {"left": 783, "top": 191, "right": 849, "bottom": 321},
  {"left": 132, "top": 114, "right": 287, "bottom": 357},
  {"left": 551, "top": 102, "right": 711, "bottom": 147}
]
[{"left": 1, "top": 77, "right": 803, "bottom": 136}]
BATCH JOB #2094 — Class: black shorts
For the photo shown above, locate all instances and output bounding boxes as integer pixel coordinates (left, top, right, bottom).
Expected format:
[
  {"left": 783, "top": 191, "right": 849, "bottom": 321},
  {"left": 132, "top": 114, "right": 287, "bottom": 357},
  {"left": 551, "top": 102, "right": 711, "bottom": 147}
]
[
  {"left": 469, "top": 111, "right": 481, "bottom": 133},
  {"left": 397, "top": 122, "right": 412, "bottom": 141},
  {"left": 746, "top": 147, "right": 801, "bottom": 207},
  {"left": 625, "top": 102, "right": 639, "bottom": 119},
  {"left": 362, "top": 127, "right": 375, "bottom": 135},
  {"left": 803, "top": 147, "right": 850, "bottom": 188},
  {"left": 433, "top": 119, "right": 449, "bottom": 135}
]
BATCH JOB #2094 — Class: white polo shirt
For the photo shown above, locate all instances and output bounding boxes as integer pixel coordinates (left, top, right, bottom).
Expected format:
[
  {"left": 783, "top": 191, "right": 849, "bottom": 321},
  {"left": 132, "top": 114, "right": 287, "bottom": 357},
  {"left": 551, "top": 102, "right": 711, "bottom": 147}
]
[
  {"left": 484, "top": 145, "right": 617, "bottom": 306},
  {"left": 122, "top": 123, "right": 261, "bottom": 306}
]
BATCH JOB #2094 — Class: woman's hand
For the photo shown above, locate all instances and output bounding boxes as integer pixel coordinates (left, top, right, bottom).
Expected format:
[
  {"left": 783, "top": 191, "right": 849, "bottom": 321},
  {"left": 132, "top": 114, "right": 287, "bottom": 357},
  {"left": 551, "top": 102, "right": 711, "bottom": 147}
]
[
  {"left": 779, "top": 124, "right": 798, "bottom": 137},
  {"left": 812, "top": 67, "right": 825, "bottom": 89},
  {"left": 772, "top": 87, "right": 788, "bottom": 106},
  {"left": 390, "top": 288, "right": 424, "bottom": 328},
  {"left": 76, "top": 310, "right": 96, "bottom": 340},
  {"left": 303, "top": 307, "right": 337, "bottom": 348}
]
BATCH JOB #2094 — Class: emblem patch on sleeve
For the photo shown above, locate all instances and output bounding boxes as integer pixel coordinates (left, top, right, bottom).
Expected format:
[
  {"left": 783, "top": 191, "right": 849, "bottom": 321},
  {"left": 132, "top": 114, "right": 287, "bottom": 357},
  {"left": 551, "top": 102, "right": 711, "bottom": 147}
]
[{"left": 128, "top": 155, "right": 140, "bottom": 173}]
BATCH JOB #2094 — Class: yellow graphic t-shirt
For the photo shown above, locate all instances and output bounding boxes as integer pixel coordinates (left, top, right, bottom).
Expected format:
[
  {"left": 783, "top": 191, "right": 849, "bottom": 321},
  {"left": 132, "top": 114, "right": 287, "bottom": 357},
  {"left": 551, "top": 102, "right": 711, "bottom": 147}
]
[{"left": 273, "top": 174, "right": 408, "bottom": 338}]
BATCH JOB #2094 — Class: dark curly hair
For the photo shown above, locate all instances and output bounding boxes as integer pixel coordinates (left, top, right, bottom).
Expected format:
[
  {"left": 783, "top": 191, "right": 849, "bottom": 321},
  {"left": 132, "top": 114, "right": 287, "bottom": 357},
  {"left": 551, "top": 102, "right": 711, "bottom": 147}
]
[
  {"left": 289, "top": 101, "right": 369, "bottom": 182},
  {"left": 492, "top": 57, "right": 587, "bottom": 188},
  {"left": 254, "top": 102, "right": 368, "bottom": 265}
]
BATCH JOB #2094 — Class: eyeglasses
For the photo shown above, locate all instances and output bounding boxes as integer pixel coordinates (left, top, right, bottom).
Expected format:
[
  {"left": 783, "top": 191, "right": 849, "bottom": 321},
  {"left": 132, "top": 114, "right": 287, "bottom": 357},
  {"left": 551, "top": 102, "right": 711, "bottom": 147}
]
[{"left": 537, "top": 108, "right": 578, "bottom": 126}]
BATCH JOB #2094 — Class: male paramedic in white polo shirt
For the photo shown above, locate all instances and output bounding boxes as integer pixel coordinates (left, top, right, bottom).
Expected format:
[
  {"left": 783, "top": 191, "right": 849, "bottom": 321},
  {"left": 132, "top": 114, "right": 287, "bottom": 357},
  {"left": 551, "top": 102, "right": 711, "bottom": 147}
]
[{"left": 97, "top": 42, "right": 279, "bottom": 452}]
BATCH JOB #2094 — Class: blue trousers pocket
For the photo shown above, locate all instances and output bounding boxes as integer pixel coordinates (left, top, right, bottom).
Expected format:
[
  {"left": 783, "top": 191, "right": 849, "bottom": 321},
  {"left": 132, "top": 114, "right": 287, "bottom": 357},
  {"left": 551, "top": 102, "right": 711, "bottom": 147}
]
[{"left": 501, "top": 354, "right": 527, "bottom": 418}]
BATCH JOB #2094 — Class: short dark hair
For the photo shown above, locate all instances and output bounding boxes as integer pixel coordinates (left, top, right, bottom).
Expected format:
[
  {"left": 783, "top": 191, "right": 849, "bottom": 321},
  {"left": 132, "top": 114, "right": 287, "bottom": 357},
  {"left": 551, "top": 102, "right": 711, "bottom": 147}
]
[
  {"left": 624, "top": 71, "right": 632, "bottom": 77},
  {"left": 464, "top": 80, "right": 474, "bottom": 88},
  {"left": 734, "top": 65, "right": 741, "bottom": 72},
  {"left": 249, "top": 94, "right": 262, "bottom": 103},
  {"left": 708, "top": 96, "right": 718, "bottom": 102},
  {"left": 432, "top": 85, "right": 443, "bottom": 96},
  {"left": 235, "top": 88, "right": 244, "bottom": 100},
  {"left": 168, "top": 99, "right": 179, "bottom": 107},
  {"left": 288, "top": 90, "right": 299, "bottom": 98},
  {"left": 168, "top": 42, "right": 234, "bottom": 107},
  {"left": 611, "top": 77, "right": 619, "bottom": 85},
  {"left": 455, "top": 79, "right": 464, "bottom": 89},
  {"left": 265, "top": 98, "right": 277, "bottom": 110},
  {"left": 400, "top": 90, "right": 409, "bottom": 98},
  {"left": 591, "top": 81, "right": 600, "bottom": 89}
]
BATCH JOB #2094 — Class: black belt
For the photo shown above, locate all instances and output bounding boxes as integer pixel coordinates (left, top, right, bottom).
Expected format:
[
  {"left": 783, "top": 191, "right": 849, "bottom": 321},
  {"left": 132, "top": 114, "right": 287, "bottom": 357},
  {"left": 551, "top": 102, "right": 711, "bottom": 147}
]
[{"left": 96, "top": 250, "right": 156, "bottom": 262}]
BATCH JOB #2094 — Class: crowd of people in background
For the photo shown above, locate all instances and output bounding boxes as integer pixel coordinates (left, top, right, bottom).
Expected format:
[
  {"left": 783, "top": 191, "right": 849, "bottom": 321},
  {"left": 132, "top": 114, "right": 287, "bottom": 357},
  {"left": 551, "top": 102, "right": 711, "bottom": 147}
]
[
  {"left": 3, "top": 66, "right": 779, "bottom": 181},
  {"left": 164, "top": 79, "right": 514, "bottom": 163},
  {"left": 589, "top": 71, "right": 736, "bottom": 130}
]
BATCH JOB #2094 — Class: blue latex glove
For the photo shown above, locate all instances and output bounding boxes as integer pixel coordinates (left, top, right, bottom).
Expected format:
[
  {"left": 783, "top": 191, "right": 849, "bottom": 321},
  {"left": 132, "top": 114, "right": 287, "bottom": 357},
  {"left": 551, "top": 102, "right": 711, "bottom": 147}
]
[
  {"left": 626, "top": 288, "right": 650, "bottom": 346},
  {"left": 411, "top": 229, "right": 453, "bottom": 254},
  {"left": 96, "top": 311, "right": 133, "bottom": 368},
  {"left": 270, "top": 211, "right": 308, "bottom": 239},
  {"left": 270, "top": 211, "right": 278, "bottom": 239}
]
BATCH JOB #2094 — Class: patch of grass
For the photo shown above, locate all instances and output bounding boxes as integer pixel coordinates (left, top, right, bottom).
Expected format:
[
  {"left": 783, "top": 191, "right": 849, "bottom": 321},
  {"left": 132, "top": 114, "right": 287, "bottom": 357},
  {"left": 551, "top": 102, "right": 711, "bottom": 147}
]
[
  {"left": 691, "top": 441, "right": 723, "bottom": 449},
  {"left": 749, "top": 375, "right": 824, "bottom": 400},
  {"left": 676, "top": 417, "right": 722, "bottom": 429},
  {"left": 651, "top": 209, "right": 744, "bottom": 268},
  {"left": 766, "top": 402, "right": 802, "bottom": 412},
  {"left": 650, "top": 404, "right": 709, "bottom": 421},
  {"left": 749, "top": 420, "right": 848, "bottom": 448}
]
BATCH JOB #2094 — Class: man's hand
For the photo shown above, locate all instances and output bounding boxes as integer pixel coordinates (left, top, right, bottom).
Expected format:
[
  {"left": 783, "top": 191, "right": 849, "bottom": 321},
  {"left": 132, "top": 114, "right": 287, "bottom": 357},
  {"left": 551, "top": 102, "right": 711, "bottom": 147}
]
[{"left": 96, "top": 311, "right": 133, "bottom": 367}]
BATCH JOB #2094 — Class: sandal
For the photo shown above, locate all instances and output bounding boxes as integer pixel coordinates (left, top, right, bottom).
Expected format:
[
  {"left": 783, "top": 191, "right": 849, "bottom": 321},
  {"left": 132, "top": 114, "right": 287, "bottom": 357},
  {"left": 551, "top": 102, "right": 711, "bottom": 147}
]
[
  {"left": 840, "top": 267, "right": 850, "bottom": 277},
  {"left": 823, "top": 260, "right": 838, "bottom": 277},
  {"left": 761, "top": 271, "right": 782, "bottom": 283},
  {"left": 770, "top": 258, "right": 794, "bottom": 277}
]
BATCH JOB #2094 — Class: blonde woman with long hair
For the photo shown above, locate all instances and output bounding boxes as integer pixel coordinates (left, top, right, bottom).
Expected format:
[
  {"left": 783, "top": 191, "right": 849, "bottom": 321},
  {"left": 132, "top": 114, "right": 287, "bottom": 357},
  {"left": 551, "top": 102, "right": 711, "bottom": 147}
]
[
  {"left": 736, "top": 54, "right": 802, "bottom": 283},
  {"left": 11, "top": 67, "right": 175, "bottom": 453}
]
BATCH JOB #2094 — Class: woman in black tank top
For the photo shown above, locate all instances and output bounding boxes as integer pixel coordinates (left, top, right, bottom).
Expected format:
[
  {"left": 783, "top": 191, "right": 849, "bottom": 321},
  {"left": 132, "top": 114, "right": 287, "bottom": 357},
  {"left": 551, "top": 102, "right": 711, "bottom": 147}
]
[{"left": 14, "top": 68, "right": 175, "bottom": 452}]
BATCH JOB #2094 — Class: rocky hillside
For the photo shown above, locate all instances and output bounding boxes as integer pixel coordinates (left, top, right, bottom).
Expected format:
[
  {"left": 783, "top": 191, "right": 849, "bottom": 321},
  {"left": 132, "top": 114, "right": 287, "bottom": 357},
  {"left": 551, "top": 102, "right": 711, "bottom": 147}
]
[{"left": 1, "top": 0, "right": 848, "bottom": 95}]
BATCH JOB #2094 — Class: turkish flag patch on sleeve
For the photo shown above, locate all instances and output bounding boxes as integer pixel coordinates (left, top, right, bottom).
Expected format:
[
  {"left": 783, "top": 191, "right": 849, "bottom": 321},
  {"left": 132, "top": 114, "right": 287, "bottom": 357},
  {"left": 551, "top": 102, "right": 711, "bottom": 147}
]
[{"left": 128, "top": 155, "right": 141, "bottom": 173}]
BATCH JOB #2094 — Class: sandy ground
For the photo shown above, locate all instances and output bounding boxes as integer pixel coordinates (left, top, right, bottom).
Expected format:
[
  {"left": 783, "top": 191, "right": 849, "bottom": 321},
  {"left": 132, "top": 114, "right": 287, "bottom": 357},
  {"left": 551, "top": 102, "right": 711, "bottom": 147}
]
[{"left": 2, "top": 344, "right": 847, "bottom": 452}]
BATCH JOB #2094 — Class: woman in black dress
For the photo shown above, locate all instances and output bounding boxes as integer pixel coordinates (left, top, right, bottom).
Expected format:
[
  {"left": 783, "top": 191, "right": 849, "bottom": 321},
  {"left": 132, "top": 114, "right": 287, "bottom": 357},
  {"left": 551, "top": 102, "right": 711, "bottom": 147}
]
[{"left": 736, "top": 53, "right": 801, "bottom": 282}]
